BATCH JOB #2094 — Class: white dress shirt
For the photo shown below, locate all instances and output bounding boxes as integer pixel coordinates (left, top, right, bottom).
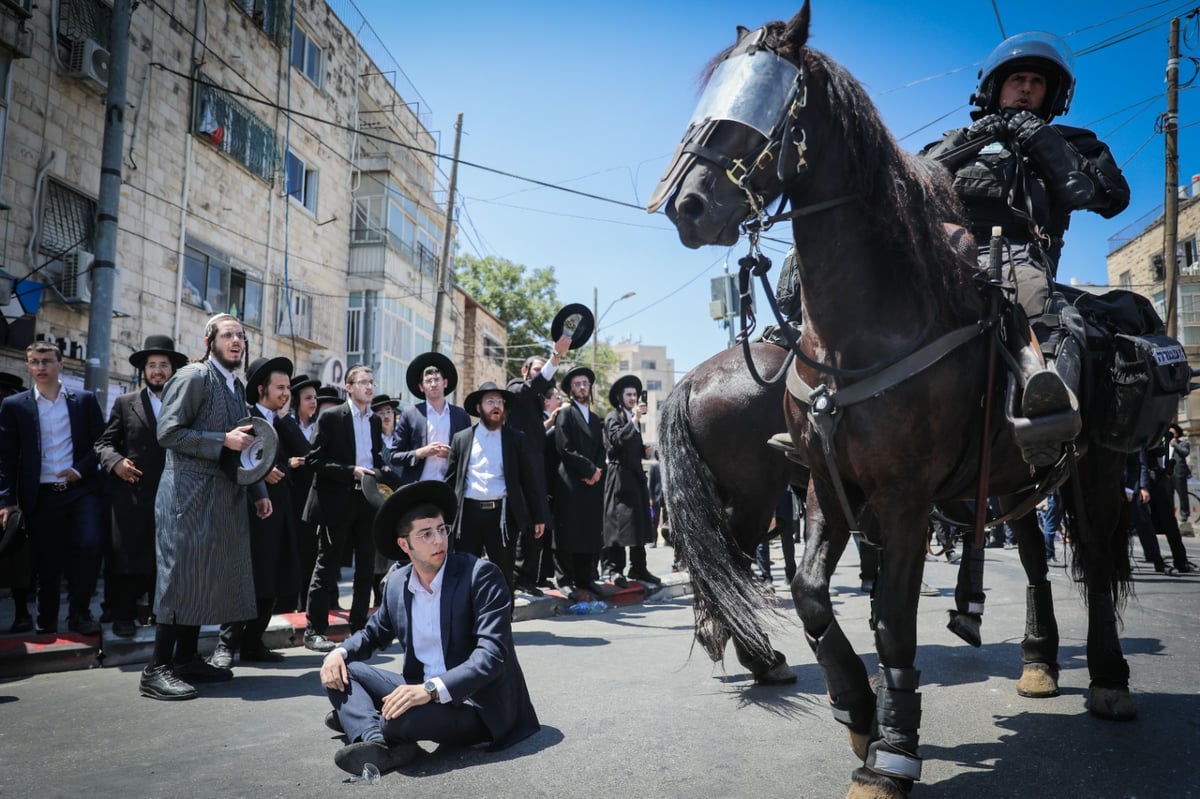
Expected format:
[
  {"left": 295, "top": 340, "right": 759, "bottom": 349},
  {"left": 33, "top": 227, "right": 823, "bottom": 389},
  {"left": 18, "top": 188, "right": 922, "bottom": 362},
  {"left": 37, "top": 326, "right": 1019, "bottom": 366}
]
[
  {"left": 349, "top": 401, "right": 374, "bottom": 469},
  {"left": 210, "top": 358, "right": 238, "bottom": 396},
  {"left": 464, "top": 425, "right": 506, "bottom": 500},
  {"left": 407, "top": 564, "right": 451, "bottom": 702},
  {"left": 36, "top": 383, "right": 77, "bottom": 483},
  {"left": 419, "top": 401, "right": 452, "bottom": 481}
]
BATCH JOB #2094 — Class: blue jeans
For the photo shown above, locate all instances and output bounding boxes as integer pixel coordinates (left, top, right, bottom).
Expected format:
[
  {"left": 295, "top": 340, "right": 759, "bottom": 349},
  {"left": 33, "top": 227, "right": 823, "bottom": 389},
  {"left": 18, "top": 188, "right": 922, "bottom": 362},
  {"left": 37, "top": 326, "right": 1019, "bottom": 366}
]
[{"left": 1039, "top": 492, "right": 1061, "bottom": 560}]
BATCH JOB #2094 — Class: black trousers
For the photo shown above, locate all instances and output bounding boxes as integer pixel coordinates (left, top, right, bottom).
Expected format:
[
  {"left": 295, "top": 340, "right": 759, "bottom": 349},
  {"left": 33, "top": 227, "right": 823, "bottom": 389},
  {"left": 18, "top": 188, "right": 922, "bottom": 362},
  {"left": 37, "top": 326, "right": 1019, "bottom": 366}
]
[
  {"left": 108, "top": 572, "right": 155, "bottom": 623},
  {"left": 1148, "top": 473, "right": 1191, "bottom": 569},
  {"left": 601, "top": 544, "right": 647, "bottom": 577},
  {"left": 457, "top": 501, "right": 516, "bottom": 591},
  {"left": 306, "top": 492, "right": 377, "bottom": 633},
  {"left": 218, "top": 596, "right": 275, "bottom": 651}
]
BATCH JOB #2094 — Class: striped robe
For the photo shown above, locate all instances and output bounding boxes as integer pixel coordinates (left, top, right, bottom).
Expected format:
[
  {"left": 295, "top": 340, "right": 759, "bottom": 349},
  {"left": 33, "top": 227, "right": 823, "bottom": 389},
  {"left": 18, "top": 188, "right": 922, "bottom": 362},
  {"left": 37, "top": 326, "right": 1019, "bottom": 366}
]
[{"left": 153, "top": 360, "right": 259, "bottom": 625}]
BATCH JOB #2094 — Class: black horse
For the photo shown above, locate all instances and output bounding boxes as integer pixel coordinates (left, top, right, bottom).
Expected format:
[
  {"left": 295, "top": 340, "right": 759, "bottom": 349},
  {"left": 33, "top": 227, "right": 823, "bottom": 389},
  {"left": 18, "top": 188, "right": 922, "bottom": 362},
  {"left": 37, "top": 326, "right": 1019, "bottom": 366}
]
[
  {"left": 658, "top": 341, "right": 806, "bottom": 683},
  {"left": 651, "top": 5, "right": 1138, "bottom": 797}
]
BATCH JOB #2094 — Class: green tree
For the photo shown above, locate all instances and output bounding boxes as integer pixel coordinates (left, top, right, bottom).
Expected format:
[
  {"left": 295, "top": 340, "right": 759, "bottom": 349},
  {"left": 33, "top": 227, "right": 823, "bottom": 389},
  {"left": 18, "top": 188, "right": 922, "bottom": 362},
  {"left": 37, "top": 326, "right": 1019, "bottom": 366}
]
[{"left": 454, "top": 254, "right": 561, "bottom": 381}]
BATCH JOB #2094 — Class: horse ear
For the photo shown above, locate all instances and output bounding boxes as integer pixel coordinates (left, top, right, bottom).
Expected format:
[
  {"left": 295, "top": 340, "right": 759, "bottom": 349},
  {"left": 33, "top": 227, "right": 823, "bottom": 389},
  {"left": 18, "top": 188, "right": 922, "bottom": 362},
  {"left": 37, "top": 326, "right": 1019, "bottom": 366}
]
[
  {"left": 736, "top": 24, "right": 752, "bottom": 41},
  {"left": 782, "top": 1, "right": 811, "bottom": 50}
]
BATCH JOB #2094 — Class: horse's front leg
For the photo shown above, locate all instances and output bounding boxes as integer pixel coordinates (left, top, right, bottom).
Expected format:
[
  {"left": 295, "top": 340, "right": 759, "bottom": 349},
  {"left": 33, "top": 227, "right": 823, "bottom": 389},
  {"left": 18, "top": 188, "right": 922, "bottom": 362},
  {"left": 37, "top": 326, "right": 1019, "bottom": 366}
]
[
  {"left": 794, "top": 477, "right": 873, "bottom": 759},
  {"left": 851, "top": 502, "right": 929, "bottom": 799},
  {"left": 941, "top": 501, "right": 986, "bottom": 648},
  {"left": 1005, "top": 508, "right": 1061, "bottom": 698}
]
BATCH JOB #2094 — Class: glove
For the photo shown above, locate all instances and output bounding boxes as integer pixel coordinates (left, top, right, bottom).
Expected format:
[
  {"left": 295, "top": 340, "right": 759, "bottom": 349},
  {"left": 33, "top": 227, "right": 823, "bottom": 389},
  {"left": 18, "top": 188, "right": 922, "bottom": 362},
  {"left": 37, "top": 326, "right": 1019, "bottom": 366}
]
[
  {"left": 1005, "top": 110, "right": 1045, "bottom": 146},
  {"left": 967, "top": 113, "right": 1006, "bottom": 141}
]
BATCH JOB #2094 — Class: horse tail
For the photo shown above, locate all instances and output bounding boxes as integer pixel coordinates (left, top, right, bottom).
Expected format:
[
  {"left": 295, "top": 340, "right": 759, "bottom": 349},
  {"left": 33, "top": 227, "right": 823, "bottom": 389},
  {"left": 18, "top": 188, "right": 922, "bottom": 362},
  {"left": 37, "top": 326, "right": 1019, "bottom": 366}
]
[
  {"left": 1059, "top": 452, "right": 1134, "bottom": 611},
  {"left": 659, "top": 377, "right": 777, "bottom": 666}
]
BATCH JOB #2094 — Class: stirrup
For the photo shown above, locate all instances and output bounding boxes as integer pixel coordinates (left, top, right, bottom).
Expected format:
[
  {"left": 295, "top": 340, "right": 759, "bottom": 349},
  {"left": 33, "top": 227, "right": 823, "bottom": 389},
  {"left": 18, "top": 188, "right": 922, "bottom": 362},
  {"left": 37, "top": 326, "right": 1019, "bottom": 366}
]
[
  {"left": 767, "top": 432, "right": 804, "bottom": 463},
  {"left": 1021, "top": 369, "right": 1074, "bottom": 419},
  {"left": 1011, "top": 411, "right": 1080, "bottom": 468}
]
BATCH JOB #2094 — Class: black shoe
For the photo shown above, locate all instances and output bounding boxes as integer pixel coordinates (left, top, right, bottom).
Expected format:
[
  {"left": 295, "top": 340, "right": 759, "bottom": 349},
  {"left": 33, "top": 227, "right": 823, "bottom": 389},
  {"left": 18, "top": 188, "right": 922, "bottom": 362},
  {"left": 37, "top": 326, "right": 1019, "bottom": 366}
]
[
  {"left": 334, "top": 740, "right": 418, "bottom": 776},
  {"left": 1176, "top": 561, "right": 1198, "bottom": 574},
  {"left": 208, "top": 644, "right": 234, "bottom": 670},
  {"left": 1155, "top": 562, "right": 1176, "bottom": 575},
  {"left": 304, "top": 631, "right": 337, "bottom": 653},
  {"left": 628, "top": 569, "right": 663, "bottom": 586},
  {"left": 609, "top": 574, "right": 629, "bottom": 588},
  {"left": 325, "top": 710, "right": 345, "bottom": 734},
  {"left": 111, "top": 619, "right": 137, "bottom": 638},
  {"left": 516, "top": 583, "right": 544, "bottom": 598},
  {"left": 8, "top": 615, "right": 32, "bottom": 634},
  {"left": 240, "top": 644, "right": 286, "bottom": 663},
  {"left": 174, "top": 654, "right": 234, "bottom": 683},
  {"left": 140, "top": 665, "right": 198, "bottom": 701},
  {"left": 67, "top": 612, "right": 101, "bottom": 636}
]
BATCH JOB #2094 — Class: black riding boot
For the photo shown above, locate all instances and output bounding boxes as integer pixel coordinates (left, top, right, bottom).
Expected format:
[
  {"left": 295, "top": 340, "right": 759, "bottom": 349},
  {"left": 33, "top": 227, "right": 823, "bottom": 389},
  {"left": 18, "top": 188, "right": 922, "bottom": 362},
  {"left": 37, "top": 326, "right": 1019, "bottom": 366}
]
[{"left": 1014, "top": 332, "right": 1082, "bottom": 467}]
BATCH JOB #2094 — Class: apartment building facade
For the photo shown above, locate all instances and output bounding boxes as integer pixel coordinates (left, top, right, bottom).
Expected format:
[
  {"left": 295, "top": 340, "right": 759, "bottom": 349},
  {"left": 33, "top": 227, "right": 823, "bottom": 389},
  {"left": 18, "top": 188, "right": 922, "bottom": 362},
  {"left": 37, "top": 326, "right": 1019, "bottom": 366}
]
[{"left": 612, "top": 340, "right": 675, "bottom": 450}]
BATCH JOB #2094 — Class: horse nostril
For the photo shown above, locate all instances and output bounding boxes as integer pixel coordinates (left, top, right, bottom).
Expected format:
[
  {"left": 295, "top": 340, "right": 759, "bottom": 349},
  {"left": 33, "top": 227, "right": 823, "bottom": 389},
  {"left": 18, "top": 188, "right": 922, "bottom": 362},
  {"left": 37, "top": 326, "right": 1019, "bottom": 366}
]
[{"left": 676, "top": 192, "right": 706, "bottom": 221}]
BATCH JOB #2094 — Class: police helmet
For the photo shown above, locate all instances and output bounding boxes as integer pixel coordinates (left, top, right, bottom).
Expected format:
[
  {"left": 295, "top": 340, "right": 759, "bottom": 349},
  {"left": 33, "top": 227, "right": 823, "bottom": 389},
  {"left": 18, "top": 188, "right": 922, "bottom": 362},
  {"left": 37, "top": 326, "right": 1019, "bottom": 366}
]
[{"left": 972, "top": 32, "right": 1075, "bottom": 120}]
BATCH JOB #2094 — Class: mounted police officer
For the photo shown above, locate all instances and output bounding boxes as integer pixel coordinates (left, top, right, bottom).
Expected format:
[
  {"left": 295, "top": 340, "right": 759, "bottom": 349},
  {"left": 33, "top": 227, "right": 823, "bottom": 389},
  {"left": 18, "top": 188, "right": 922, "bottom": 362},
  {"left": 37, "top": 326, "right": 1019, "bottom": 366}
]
[{"left": 923, "top": 33, "right": 1130, "bottom": 466}]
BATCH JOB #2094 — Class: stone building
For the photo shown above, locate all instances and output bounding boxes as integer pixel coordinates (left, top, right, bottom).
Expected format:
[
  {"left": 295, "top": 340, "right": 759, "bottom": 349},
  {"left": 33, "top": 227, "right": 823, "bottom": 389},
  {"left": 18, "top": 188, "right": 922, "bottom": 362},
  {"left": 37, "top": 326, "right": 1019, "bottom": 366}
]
[{"left": 0, "top": 0, "right": 496, "bottom": 408}]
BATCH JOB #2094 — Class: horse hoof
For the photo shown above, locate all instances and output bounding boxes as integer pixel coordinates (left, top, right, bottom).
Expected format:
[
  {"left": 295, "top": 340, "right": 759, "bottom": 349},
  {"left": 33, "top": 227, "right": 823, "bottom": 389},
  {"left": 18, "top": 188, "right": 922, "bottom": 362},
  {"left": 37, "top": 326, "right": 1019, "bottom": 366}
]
[
  {"left": 846, "top": 767, "right": 909, "bottom": 798},
  {"left": 1086, "top": 685, "right": 1137, "bottom": 721},
  {"left": 1016, "top": 662, "right": 1060, "bottom": 698},
  {"left": 753, "top": 660, "right": 798, "bottom": 685},
  {"left": 849, "top": 730, "right": 870, "bottom": 761},
  {"left": 946, "top": 611, "right": 981, "bottom": 648}
]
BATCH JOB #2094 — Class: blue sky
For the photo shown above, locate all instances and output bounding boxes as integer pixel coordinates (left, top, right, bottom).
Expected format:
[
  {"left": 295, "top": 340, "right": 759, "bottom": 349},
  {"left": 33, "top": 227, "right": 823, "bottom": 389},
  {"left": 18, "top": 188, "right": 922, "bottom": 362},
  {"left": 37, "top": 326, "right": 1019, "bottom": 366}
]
[{"left": 354, "top": 0, "right": 1197, "bottom": 376}]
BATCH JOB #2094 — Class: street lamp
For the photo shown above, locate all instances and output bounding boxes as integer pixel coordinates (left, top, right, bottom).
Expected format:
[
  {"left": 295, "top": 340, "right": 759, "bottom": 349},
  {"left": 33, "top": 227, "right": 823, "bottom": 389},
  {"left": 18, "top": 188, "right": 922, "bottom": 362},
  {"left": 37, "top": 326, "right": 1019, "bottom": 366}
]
[{"left": 592, "top": 289, "right": 636, "bottom": 371}]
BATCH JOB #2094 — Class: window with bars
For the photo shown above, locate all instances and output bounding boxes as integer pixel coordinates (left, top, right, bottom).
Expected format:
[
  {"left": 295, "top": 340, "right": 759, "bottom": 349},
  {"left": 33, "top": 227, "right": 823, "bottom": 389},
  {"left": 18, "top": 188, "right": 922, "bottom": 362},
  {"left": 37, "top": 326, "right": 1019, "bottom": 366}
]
[
  {"left": 346, "top": 296, "right": 364, "bottom": 358},
  {"left": 230, "top": 0, "right": 283, "bottom": 42},
  {"left": 56, "top": 0, "right": 111, "bottom": 48},
  {"left": 483, "top": 335, "right": 504, "bottom": 366},
  {"left": 194, "top": 75, "right": 279, "bottom": 184},
  {"left": 277, "top": 287, "right": 313, "bottom": 339},
  {"left": 39, "top": 179, "right": 96, "bottom": 257}
]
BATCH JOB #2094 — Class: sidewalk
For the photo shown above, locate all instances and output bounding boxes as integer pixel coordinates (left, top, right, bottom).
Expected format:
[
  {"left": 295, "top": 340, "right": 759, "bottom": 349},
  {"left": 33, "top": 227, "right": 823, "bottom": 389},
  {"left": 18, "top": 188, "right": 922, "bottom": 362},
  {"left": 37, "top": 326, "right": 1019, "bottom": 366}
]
[{"left": 0, "top": 542, "right": 688, "bottom": 678}]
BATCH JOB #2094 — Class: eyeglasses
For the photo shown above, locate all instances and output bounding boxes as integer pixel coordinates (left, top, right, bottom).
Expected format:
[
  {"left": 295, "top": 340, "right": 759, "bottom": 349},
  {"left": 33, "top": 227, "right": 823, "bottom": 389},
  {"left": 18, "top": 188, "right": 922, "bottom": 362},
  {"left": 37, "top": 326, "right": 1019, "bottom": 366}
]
[
  {"left": 480, "top": 397, "right": 505, "bottom": 408},
  {"left": 26, "top": 359, "right": 58, "bottom": 368},
  {"left": 215, "top": 331, "right": 246, "bottom": 341},
  {"left": 351, "top": 379, "right": 376, "bottom": 387},
  {"left": 406, "top": 525, "right": 450, "bottom": 544}
]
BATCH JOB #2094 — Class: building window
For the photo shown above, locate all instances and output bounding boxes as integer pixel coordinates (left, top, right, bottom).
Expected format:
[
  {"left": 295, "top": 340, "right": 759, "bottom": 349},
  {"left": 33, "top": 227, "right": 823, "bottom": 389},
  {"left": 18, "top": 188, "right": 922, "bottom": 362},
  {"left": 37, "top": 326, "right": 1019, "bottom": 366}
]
[
  {"left": 1180, "top": 284, "right": 1200, "bottom": 346},
  {"left": 646, "top": 380, "right": 662, "bottom": 391},
  {"left": 231, "top": 0, "right": 283, "bottom": 41},
  {"left": 483, "top": 335, "right": 504, "bottom": 366},
  {"left": 229, "top": 266, "right": 264, "bottom": 329},
  {"left": 641, "top": 359, "right": 657, "bottom": 370},
  {"left": 290, "top": 23, "right": 323, "bottom": 86},
  {"left": 346, "top": 294, "right": 364, "bottom": 358},
  {"left": 56, "top": 0, "right": 112, "bottom": 49},
  {"left": 618, "top": 360, "right": 629, "bottom": 371},
  {"left": 286, "top": 150, "right": 318, "bottom": 213},
  {"left": 39, "top": 179, "right": 96, "bottom": 256},
  {"left": 277, "top": 287, "right": 313, "bottom": 340},
  {"left": 195, "top": 75, "right": 279, "bottom": 184},
  {"left": 1182, "top": 236, "right": 1199, "bottom": 275},
  {"left": 1119, "top": 270, "right": 1133, "bottom": 290},
  {"left": 181, "top": 241, "right": 264, "bottom": 325}
]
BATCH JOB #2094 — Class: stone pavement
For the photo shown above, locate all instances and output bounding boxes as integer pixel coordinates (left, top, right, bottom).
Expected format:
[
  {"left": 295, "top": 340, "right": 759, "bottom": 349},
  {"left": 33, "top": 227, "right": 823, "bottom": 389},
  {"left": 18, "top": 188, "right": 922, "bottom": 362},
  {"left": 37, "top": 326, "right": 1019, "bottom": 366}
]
[{"left": 0, "top": 541, "right": 689, "bottom": 678}]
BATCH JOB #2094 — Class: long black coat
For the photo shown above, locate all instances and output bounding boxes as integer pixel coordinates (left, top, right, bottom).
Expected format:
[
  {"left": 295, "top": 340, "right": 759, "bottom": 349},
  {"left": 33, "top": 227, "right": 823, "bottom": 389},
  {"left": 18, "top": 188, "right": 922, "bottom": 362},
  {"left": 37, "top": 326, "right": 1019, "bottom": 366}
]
[
  {"left": 553, "top": 402, "right": 604, "bottom": 552},
  {"left": 245, "top": 406, "right": 305, "bottom": 600},
  {"left": 602, "top": 408, "right": 653, "bottom": 547},
  {"left": 95, "top": 388, "right": 164, "bottom": 575}
]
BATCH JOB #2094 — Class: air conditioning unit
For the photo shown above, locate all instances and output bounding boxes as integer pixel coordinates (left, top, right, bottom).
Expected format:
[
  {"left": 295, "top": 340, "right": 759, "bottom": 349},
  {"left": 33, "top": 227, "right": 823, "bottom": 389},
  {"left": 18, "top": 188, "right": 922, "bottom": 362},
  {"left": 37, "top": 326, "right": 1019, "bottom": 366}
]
[
  {"left": 61, "top": 249, "right": 94, "bottom": 303},
  {"left": 66, "top": 38, "right": 110, "bottom": 93}
]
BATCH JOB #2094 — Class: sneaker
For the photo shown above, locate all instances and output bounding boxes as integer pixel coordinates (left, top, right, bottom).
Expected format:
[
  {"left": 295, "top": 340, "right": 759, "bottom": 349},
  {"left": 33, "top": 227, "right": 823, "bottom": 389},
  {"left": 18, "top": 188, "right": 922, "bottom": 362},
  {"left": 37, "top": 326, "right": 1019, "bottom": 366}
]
[
  {"left": 173, "top": 654, "right": 233, "bottom": 683},
  {"left": 139, "top": 664, "right": 198, "bottom": 701},
  {"left": 334, "top": 740, "right": 418, "bottom": 776}
]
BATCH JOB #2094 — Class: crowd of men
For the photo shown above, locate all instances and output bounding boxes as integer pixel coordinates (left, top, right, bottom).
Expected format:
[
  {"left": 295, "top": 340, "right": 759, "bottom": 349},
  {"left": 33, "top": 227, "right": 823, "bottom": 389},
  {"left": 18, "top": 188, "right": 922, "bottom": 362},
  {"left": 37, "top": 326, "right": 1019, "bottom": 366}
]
[{"left": 0, "top": 316, "right": 664, "bottom": 685}]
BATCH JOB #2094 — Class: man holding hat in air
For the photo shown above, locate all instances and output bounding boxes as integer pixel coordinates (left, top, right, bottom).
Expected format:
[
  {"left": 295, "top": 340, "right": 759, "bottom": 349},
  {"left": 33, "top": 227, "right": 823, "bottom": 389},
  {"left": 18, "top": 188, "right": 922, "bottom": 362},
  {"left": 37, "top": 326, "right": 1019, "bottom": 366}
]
[
  {"left": 95, "top": 334, "right": 188, "bottom": 637},
  {"left": 319, "top": 480, "right": 539, "bottom": 776}
]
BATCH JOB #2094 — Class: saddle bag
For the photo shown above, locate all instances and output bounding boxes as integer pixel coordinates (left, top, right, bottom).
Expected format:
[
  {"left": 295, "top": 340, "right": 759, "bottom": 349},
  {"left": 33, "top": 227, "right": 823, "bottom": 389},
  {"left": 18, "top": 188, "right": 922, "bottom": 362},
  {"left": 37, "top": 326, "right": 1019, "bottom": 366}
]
[{"left": 1091, "top": 333, "right": 1190, "bottom": 453}]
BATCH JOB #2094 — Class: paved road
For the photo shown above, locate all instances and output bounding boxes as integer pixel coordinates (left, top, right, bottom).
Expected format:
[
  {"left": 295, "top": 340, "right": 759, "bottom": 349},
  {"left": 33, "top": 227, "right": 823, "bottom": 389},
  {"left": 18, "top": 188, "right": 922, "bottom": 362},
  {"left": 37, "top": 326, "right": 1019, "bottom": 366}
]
[{"left": 1, "top": 541, "right": 1197, "bottom": 798}]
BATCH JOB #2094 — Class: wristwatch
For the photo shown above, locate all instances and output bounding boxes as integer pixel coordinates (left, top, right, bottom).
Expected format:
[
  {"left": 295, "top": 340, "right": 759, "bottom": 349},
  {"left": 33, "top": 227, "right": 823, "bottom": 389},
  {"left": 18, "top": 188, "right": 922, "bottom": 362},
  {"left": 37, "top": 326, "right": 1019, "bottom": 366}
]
[{"left": 423, "top": 680, "right": 440, "bottom": 703}]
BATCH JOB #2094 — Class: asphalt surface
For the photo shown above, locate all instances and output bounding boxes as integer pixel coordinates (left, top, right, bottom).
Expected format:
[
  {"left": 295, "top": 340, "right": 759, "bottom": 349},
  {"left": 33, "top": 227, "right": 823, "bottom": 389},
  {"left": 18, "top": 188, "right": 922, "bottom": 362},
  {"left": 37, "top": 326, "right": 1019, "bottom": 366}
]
[{"left": 1, "top": 539, "right": 1198, "bottom": 799}]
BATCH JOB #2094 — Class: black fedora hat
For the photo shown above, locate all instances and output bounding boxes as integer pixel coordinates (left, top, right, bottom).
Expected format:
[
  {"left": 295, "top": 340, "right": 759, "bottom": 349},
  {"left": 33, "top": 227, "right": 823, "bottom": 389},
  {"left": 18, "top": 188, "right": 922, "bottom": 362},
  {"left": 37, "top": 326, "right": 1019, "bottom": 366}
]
[
  {"left": 561, "top": 365, "right": 596, "bottom": 394},
  {"left": 371, "top": 393, "right": 400, "bottom": 412},
  {"left": 315, "top": 385, "right": 342, "bottom": 409},
  {"left": 608, "top": 374, "right": 643, "bottom": 410},
  {"left": 290, "top": 373, "right": 320, "bottom": 394},
  {"left": 406, "top": 352, "right": 458, "bottom": 398},
  {"left": 372, "top": 480, "right": 458, "bottom": 561},
  {"left": 218, "top": 416, "right": 279, "bottom": 485},
  {"left": 244, "top": 356, "right": 293, "bottom": 404},
  {"left": 550, "top": 303, "right": 595, "bottom": 351},
  {"left": 463, "top": 381, "right": 516, "bottom": 417},
  {"left": 129, "top": 334, "right": 188, "bottom": 371}
]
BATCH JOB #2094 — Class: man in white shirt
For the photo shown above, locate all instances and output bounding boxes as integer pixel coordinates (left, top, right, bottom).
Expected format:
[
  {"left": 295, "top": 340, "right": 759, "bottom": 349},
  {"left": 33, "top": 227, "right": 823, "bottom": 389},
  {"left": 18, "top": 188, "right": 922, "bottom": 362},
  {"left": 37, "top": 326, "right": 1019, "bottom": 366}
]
[
  {"left": 319, "top": 481, "right": 539, "bottom": 776},
  {"left": 394, "top": 353, "right": 469, "bottom": 485}
]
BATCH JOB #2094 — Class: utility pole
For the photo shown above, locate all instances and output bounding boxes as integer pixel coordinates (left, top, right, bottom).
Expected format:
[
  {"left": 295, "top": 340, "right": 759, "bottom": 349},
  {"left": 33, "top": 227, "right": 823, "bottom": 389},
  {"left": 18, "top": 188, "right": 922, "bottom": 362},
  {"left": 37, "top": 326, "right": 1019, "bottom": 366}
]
[
  {"left": 430, "top": 113, "right": 462, "bottom": 354},
  {"left": 83, "top": 0, "right": 132, "bottom": 408},
  {"left": 1165, "top": 16, "right": 1180, "bottom": 338},
  {"left": 591, "top": 286, "right": 599, "bottom": 372}
]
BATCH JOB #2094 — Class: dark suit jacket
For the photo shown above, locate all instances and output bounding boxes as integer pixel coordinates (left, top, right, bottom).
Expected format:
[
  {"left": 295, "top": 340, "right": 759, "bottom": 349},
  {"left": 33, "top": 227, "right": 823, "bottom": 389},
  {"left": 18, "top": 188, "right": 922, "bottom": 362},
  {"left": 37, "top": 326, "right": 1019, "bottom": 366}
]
[
  {"left": 444, "top": 424, "right": 548, "bottom": 539},
  {"left": 245, "top": 406, "right": 303, "bottom": 598},
  {"left": 553, "top": 401, "right": 605, "bottom": 550},
  {"left": 303, "top": 402, "right": 393, "bottom": 526},
  {"left": 340, "top": 552, "right": 540, "bottom": 750},
  {"left": 506, "top": 372, "right": 554, "bottom": 494},
  {"left": 0, "top": 384, "right": 105, "bottom": 513},
  {"left": 394, "top": 401, "right": 470, "bottom": 485},
  {"left": 95, "top": 388, "right": 164, "bottom": 574}
]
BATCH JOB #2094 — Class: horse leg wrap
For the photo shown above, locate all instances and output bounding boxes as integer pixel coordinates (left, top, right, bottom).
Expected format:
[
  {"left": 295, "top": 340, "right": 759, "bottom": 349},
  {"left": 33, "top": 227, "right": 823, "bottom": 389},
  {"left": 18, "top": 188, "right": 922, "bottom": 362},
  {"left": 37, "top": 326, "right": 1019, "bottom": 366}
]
[
  {"left": 865, "top": 666, "right": 923, "bottom": 782},
  {"left": 1022, "top": 582, "right": 1059, "bottom": 667},
  {"left": 807, "top": 620, "right": 874, "bottom": 733}
]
